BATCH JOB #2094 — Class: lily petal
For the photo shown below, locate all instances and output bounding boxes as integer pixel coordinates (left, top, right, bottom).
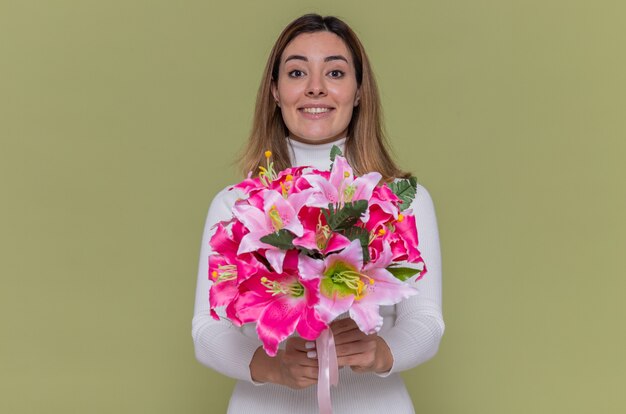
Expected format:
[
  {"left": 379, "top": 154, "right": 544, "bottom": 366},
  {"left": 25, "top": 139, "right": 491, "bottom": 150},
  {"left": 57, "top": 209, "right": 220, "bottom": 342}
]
[
  {"left": 349, "top": 303, "right": 384, "bottom": 334},
  {"left": 324, "top": 233, "right": 352, "bottom": 253},
  {"left": 234, "top": 290, "right": 273, "bottom": 324},
  {"left": 352, "top": 172, "right": 382, "bottom": 201},
  {"left": 265, "top": 249, "right": 287, "bottom": 274},
  {"left": 302, "top": 174, "right": 339, "bottom": 205},
  {"left": 292, "top": 230, "right": 318, "bottom": 251},
  {"left": 257, "top": 296, "right": 305, "bottom": 356},
  {"left": 395, "top": 214, "right": 423, "bottom": 263},
  {"left": 263, "top": 190, "right": 304, "bottom": 237},
  {"left": 361, "top": 267, "right": 419, "bottom": 306},
  {"left": 298, "top": 254, "right": 326, "bottom": 281},
  {"left": 209, "top": 280, "right": 239, "bottom": 308},
  {"left": 209, "top": 223, "right": 239, "bottom": 256},
  {"left": 296, "top": 307, "right": 327, "bottom": 340},
  {"left": 237, "top": 231, "right": 272, "bottom": 255},
  {"left": 317, "top": 292, "right": 354, "bottom": 323},
  {"left": 325, "top": 239, "right": 364, "bottom": 270},
  {"left": 232, "top": 204, "right": 268, "bottom": 234},
  {"left": 329, "top": 156, "right": 353, "bottom": 189}
]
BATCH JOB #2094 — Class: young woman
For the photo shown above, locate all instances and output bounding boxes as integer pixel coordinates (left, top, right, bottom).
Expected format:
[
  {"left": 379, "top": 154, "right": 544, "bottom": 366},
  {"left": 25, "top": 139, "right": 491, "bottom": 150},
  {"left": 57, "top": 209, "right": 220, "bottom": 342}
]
[{"left": 192, "top": 14, "right": 444, "bottom": 414}]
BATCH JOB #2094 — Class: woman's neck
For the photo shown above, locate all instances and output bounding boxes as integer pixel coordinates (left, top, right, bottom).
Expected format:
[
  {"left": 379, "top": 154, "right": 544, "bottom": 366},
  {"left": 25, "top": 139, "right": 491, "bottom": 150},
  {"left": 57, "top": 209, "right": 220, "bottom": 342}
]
[{"left": 286, "top": 137, "right": 346, "bottom": 170}]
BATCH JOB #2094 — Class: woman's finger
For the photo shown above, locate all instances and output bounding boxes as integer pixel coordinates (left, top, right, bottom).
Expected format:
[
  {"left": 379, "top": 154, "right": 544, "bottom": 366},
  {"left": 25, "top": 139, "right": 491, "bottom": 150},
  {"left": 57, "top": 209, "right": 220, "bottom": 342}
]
[
  {"left": 329, "top": 318, "right": 358, "bottom": 335},
  {"left": 333, "top": 328, "right": 368, "bottom": 346},
  {"left": 335, "top": 338, "right": 376, "bottom": 357}
]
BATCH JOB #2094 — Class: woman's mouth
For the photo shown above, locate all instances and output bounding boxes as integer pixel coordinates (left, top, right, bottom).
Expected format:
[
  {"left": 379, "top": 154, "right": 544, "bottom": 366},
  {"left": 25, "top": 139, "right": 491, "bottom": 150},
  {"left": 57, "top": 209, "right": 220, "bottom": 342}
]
[
  {"left": 301, "top": 107, "right": 332, "bottom": 114},
  {"left": 299, "top": 107, "right": 334, "bottom": 119}
]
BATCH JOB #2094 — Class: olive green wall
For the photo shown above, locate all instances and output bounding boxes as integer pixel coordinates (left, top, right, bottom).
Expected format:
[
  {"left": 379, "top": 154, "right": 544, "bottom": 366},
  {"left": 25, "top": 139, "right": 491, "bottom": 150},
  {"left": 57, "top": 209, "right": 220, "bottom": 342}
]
[{"left": 1, "top": 1, "right": 624, "bottom": 413}]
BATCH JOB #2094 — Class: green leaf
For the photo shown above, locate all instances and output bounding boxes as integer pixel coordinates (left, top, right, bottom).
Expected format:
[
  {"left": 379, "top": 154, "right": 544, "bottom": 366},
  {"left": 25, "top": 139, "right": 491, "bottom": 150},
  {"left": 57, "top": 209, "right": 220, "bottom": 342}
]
[
  {"left": 329, "top": 145, "right": 343, "bottom": 170},
  {"left": 297, "top": 246, "right": 323, "bottom": 260},
  {"left": 386, "top": 266, "right": 422, "bottom": 281},
  {"left": 389, "top": 176, "right": 418, "bottom": 211},
  {"left": 323, "top": 200, "right": 368, "bottom": 231},
  {"left": 341, "top": 226, "right": 370, "bottom": 263},
  {"left": 260, "top": 229, "right": 296, "bottom": 250}
]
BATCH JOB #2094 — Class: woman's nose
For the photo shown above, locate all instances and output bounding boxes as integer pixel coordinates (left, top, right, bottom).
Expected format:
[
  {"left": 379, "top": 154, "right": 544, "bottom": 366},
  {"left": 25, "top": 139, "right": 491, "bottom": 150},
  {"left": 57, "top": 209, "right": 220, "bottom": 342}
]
[{"left": 305, "top": 74, "right": 327, "bottom": 97}]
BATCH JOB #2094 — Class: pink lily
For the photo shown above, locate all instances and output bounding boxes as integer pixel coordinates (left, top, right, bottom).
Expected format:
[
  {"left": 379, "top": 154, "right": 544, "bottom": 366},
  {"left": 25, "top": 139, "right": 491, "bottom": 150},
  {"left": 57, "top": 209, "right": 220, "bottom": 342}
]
[
  {"left": 299, "top": 239, "right": 418, "bottom": 334},
  {"left": 233, "top": 166, "right": 310, "bottom": 197},
  {"left": 208, "top": 222, "right": 262, "bottom": 323},
  {"left": 353, "top": 241, "right": 419, "bottom": 333},
  {"left": 302, "top": 156, "right": 382, "bottom": 209},
  {"left": 234, "top": 251, "right": 327, "bottom": 356},
  {"left": 363, "top": 204, "right": 397, "bottom": 264},
  {"left": 369, "top": 184, "right": 401, "bottom": 218},
  {"left": 232, "top": 189, "right": 308, "bottom": 273},
  {"left": 390, "top": 210, "right": 427, "bottom": 275},
  {"left": 292, "top": 206, "right": 352, "bottom": 255}
]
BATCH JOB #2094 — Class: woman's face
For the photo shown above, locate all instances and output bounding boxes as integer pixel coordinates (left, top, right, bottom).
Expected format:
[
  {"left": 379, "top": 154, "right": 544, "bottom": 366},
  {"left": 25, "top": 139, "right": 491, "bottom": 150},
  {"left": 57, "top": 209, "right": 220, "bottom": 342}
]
[{"left": 272, "top": 31, "right": 360, "bottom": 144}]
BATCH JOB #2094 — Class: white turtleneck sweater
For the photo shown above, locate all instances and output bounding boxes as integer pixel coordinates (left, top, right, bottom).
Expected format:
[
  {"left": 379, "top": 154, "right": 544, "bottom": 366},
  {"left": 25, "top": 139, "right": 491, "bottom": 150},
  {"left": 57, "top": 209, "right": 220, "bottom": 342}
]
[{"left": 192, "top": 138, "right": 444, "bottom": 414}]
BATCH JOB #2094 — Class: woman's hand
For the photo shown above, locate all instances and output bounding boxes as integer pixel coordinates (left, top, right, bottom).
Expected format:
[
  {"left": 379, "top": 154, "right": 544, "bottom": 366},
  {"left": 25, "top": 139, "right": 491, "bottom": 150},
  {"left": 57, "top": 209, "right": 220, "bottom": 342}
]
[
  {"left": 250, "top": 337, "right": 318, "bottom": 389},
  {"left": 330, "top": 318, "right": 394, "bottom": 374}
]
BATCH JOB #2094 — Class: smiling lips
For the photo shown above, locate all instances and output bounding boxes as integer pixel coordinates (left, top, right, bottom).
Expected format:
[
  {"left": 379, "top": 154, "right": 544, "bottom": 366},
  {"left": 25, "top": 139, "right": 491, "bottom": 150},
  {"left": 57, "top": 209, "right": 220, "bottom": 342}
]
[{"left": 299, "top": 107, "right": 334, "bottom": 119}]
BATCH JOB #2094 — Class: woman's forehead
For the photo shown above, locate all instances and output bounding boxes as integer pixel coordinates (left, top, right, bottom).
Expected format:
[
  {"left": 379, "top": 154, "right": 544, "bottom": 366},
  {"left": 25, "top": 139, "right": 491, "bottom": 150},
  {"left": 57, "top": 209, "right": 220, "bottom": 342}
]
[{"left": 281, "top": 32, "right": 352, "bottom": 63}]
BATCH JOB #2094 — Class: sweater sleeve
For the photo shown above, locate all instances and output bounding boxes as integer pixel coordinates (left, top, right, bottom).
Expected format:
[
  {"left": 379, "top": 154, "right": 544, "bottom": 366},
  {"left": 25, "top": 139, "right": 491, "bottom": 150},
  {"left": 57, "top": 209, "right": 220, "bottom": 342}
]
[
  {"left": 191, "top": 187, "right": 262, "bottom": 383},
  {"left": 378, "top": 184, "right": 445, "bottom": 374}
]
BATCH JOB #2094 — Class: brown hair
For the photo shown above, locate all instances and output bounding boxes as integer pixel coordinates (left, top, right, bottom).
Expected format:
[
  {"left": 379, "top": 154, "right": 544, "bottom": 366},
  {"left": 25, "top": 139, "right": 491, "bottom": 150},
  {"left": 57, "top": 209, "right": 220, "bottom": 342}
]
[{"left": 239, "top": 13, "right": 410, "bottom": 181}]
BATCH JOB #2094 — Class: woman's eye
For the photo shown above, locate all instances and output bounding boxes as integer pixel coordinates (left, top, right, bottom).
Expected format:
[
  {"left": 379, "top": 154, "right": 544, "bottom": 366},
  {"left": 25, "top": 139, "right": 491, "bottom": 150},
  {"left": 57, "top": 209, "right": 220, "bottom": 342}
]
[
  {"left": 328, "top": 70, "right": 344, "bottom": 78},
  {"left": 288, "top": 70, "right": 305, "bottom": 78}
]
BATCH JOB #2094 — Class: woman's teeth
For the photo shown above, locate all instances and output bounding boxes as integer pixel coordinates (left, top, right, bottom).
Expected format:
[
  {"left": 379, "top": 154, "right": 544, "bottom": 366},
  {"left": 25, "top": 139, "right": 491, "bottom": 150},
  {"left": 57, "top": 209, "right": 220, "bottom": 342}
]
[{"left": 302, "top": 108, "right": 331, "bottom": 114}]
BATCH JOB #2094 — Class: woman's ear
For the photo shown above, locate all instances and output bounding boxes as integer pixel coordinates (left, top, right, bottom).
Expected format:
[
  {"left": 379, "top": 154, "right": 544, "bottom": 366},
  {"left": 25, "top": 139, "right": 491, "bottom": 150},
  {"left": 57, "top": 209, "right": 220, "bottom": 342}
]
[
  {"left": 354, "top": 88, "right": 361, "bottom": 107},
  {"left": 271, "top": 82, "right": 280, "bottom": 106}
]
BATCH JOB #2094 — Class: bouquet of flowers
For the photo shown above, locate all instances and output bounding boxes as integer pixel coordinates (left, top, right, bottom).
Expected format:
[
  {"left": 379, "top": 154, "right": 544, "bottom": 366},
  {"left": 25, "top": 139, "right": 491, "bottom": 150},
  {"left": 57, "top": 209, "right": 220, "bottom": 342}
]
[{"left": 207, "top": 146, "right": 427, "bottom": 356}]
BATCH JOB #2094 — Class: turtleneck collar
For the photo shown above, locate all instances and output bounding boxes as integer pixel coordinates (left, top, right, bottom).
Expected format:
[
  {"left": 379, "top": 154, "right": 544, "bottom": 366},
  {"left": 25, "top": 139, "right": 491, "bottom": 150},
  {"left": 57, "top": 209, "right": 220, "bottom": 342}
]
[{"left": 286, "top": 137, "right": 346, "bottom": 170}]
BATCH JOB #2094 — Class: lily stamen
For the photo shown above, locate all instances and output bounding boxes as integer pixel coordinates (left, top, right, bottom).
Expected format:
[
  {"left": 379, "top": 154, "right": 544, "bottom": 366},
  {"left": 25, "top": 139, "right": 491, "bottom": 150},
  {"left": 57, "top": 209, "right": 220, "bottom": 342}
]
[
  {"left": 343, "top": 185, "right": 355, "bottom": 203},
  {"left": 259, "top": 150, "right": 278, "bottom": 186},
  {"left": 260, "top": 276, "right": 304, "bottom": 297},
  {"left": 316, "top": 214, "right": 332, "bottom": 251},
  {"left": 268, "top": 205, "right": 284, "bottom": 231},
  {"left": 214, "top": 264, "right": 237, "bottom": 282},
  {"left": 330, "top": 269, "right": 374, "bottom": 298}
]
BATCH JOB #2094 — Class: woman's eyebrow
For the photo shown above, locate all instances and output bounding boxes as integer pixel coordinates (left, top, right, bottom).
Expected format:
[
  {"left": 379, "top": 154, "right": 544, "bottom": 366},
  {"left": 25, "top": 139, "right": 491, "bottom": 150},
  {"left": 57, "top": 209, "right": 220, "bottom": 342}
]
[
  {"left": 285, "top": 54, "right": 307, "bottom": 63},
  {"left": 324, "top": 55, "right": 348, "bottom": 63},
  {"left": 284, "top": 54, "right": 349, "bottom": 63}
]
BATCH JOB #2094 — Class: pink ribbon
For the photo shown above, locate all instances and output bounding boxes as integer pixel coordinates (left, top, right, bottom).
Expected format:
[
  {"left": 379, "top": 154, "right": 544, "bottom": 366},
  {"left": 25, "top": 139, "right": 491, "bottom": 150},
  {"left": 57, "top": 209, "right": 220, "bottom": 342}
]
[{"left": 316, "top": 328, "right": 339, "bottom": 414}]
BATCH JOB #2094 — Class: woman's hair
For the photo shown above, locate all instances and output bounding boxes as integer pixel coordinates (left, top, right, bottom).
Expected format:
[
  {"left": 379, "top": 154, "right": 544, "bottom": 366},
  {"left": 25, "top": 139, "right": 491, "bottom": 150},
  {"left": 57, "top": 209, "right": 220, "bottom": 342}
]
[{"left": 239, "top": 13, "right": 410, "bottom": 181}]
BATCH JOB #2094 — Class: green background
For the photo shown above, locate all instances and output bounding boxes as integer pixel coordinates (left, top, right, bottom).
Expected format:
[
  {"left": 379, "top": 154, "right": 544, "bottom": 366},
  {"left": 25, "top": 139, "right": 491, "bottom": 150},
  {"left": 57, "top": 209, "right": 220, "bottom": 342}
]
[{"left": 1, "top": 0, "right": 624, "bottom": 412}]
